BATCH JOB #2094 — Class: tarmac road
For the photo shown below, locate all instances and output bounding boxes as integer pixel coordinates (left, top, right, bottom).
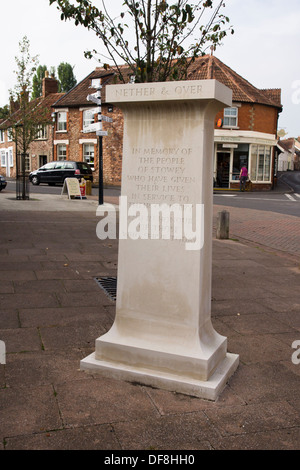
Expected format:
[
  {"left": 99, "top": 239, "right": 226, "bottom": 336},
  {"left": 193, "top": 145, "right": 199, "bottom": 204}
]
[{"left": 5, "top": 173, "right": 300, "bottom": 217}]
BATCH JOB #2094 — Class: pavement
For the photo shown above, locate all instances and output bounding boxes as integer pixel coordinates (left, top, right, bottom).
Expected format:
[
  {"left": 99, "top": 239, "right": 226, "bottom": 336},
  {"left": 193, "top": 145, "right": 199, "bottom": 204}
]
[{"left": 0, "top": 181, "right": 300, "bottom": 452}]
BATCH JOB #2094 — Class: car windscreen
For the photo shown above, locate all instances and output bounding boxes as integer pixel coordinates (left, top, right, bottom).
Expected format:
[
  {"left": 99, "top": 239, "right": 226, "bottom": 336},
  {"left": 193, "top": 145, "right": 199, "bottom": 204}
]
[
  {"left": 40, "top": 162, "right": 56, "bottom": 170},
  {"left": 77, "top": 162, "right": 91, "bottom": 171}
]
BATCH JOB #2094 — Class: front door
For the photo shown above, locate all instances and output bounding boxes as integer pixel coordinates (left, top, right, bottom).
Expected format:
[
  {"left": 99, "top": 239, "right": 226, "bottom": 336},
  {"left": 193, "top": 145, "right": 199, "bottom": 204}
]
[
  {"left": 216, "top": 152, "right": 230, "bottom": 188},
  {"left": 39, "top": 155, "right": 47, "bottom": 167}
]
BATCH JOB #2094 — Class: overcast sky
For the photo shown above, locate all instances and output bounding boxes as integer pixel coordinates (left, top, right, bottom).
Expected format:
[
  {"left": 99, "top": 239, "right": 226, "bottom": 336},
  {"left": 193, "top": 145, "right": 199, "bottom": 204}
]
[{"left": 1, "top": 0, "right": 299, "bottom": 137}]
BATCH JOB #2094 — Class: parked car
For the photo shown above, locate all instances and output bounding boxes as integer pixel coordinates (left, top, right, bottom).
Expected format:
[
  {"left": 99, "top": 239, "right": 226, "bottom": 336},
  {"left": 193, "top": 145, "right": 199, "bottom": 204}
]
[
  {"left": 29, "top": 161, "right": 93, "bottom": 186},
  {"left": 0, "top": 175, "right": 7, "bottom": 191}
]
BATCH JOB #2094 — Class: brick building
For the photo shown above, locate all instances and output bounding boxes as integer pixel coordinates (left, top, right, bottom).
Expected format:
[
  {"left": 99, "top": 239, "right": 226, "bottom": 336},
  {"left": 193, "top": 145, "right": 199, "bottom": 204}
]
[
  {"left": 52, "top": 70, "right": 124, "bottom": 185},
  {"left": 52, "top": 55, "right": 282, "bottom": 190},
  {"left": 0, "top": 74, "right": 63, "bottom": 178},
  {"left": 188, "top": 55, "right": 282, "bottom": 190}
]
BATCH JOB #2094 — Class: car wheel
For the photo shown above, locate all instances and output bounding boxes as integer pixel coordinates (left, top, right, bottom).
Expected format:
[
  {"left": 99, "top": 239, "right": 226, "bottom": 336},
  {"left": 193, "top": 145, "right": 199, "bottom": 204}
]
[{"left": 31, "top": 176, "right": 40, "bottom": 185}]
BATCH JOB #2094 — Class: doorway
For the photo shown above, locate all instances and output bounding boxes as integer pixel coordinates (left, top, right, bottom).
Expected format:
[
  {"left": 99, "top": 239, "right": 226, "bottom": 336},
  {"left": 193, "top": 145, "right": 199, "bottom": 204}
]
[
  {"left": 216, "top": 152, "right": 230, "bottom": 188},
  {"left": 39, "top": 155, "right": 47, "bottom": 167}
]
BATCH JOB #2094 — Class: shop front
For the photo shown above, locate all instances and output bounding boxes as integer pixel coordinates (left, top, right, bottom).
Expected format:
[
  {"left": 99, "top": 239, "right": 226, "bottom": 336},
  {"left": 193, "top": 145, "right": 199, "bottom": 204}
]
[{"left": 214, "top": 131, "right": 277, "bottom": 191}]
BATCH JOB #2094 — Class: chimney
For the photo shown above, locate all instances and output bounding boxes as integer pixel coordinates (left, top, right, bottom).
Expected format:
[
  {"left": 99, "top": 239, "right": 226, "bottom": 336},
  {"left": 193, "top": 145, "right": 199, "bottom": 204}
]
[
  {"left": 42, "top": 71, "right": 59, "bottom": 97},
  {"left": 10, "top": 98, "right": 20, "bottom": 114}
]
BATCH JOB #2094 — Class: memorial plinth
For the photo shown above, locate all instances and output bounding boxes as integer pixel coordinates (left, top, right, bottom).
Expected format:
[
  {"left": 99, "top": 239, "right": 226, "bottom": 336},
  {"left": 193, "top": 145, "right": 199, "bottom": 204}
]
[{"left": 81, "top": 80, "right": 239, "bottom": 400}]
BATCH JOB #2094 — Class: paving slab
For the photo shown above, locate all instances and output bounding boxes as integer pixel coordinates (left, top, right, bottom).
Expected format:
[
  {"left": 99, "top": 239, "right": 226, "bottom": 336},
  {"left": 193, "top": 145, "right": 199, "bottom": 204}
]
[{"left": 0, "top": 192, "right": 299, "bottom": 451}]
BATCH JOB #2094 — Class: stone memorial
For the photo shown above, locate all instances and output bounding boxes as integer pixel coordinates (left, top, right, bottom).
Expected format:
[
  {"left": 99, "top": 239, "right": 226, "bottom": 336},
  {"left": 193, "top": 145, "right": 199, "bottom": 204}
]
[{"left": 81, "top": 79, "right": 239, "bottom": 400}]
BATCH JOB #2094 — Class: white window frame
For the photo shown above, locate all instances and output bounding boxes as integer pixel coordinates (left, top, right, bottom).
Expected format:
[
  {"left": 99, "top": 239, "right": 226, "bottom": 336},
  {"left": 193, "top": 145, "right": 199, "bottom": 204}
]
[
  {"left": 1, "top": 150, "right": 6, "bottom": 167},
  {"left": 223, "top": 107, "right": 238, "bottom": 128},
  {"left": 57, "top": 143, "right": 67, "bottom": 161},
  {"left": 250, "top": 144, "right": 272, "bottom": 183},
  {"left": 57, "top": 112, "right": 67, "bottom": 132},
  {"left": 36, "top": 124, "right": 48, "bottom": 140},
  {"left": 7, "top": 128, "right": 13, "bottom": 142},
  {"left": 0, "top": 129, "right": 4, "bottom": 143},
  {"left": 83, "top": 109, "right": 96, "bottom": 130},
  {"left": 8, "top": 147, "right": 13, "bottom": 167},
  {"left": 83, "top": 143, "right": 95, "bottom": 167},
  {"left": 25, "top": 154, "right": 30, "bottom": 172}
]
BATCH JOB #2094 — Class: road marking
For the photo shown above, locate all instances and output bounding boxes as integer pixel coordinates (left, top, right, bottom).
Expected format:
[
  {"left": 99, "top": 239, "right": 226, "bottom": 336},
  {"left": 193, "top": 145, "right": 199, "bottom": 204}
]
[
  {"left": 295, "top": 193, "right": 300, "bottom": 199},
  {"left": 214, "top": 194, "right": 236, "bottom": 197},
  {"left": 285, "top": 193, "right": 297, "bottom": 201}
]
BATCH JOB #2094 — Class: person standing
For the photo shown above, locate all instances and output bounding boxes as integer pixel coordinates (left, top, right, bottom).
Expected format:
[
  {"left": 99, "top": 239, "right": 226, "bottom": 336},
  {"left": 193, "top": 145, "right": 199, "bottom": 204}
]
[{"left": 239, "top": 165, "right": 248, "bottom": 191}]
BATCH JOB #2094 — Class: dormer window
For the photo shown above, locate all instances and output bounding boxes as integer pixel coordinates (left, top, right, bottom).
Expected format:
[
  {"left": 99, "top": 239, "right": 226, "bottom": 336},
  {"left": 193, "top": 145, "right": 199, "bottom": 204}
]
[{"left": 223, "top": 107, "right": 238, "bottom": 127}]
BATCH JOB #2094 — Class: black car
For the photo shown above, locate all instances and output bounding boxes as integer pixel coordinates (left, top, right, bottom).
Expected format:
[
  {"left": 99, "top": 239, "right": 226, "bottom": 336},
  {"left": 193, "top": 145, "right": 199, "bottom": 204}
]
[
  {"left": 0, "top": 175, "right": 7, "bottom": 191},
  {"left": 29, "top": 161, "right": 93, "bottom": 186}
]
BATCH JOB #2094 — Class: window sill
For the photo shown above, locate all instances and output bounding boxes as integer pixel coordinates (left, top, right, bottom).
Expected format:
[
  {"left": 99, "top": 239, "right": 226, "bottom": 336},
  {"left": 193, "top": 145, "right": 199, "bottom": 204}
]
[
  {"left": 56, "top": 130, "right": 68, "bottom": 133},
  {"left": 222, "top": 126, "right": 240, "bottom": 130}
]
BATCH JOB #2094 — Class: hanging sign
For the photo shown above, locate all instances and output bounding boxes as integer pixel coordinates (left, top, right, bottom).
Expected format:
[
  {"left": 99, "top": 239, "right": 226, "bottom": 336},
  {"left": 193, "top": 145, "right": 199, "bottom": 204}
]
[
  {"left": 82, "top": 122, "right": 102, "bottom": 133},
  {"left": 96, "top": 130, "right": 108, "bottom": 136}
]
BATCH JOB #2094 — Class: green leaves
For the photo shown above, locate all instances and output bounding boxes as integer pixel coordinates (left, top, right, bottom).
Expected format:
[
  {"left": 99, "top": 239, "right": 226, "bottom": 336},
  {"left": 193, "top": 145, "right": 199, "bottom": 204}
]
[{"left": 49, "top": 0, "right": 234, "bottom": 83}]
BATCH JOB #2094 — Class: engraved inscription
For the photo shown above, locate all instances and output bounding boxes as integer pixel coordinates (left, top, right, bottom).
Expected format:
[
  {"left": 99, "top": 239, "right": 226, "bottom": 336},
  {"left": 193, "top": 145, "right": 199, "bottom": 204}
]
[
  {"left": 126, "top": 147, "right": 196, "bottom": 205},
  {"left": 113, "top": 84, "right": 202, "bottom": 99}
]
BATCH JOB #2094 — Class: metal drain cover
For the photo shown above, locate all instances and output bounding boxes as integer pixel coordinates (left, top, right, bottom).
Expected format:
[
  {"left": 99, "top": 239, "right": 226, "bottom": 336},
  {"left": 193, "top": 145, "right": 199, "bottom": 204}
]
[{"left": 95, "top": 276, "right": 117, "bottom": 301}]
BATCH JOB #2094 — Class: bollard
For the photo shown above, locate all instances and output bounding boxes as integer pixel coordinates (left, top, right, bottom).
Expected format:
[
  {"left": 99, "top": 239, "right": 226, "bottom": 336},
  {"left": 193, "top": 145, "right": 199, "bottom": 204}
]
[
  {"left": 86, "top": 180, "right": 92, "bottom": 196},
  {"left": 216, "top": 210, "right": 229, "bottom": 239}
]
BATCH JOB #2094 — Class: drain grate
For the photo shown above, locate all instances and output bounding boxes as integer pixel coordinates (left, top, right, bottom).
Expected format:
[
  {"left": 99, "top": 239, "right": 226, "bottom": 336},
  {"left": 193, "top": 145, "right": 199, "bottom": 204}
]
[{"left": 95, "top": 276, "right": 117, "bottom": 301}]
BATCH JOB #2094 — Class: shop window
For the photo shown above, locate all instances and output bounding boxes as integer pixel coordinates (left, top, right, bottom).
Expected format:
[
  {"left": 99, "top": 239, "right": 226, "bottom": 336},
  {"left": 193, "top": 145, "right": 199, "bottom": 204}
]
[
  {"left": 223, "top": 107, "right": 238, "bottom": 127},
  {"left": 251, "top": 145, "right": 272, "bottom": 182},
  {"left": 232, "top": 144, "right": 249, "bottom": 181}
]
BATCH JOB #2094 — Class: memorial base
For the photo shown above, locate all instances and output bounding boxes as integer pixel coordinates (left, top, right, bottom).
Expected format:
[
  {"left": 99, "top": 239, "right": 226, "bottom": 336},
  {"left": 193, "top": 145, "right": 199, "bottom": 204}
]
[{"left": 80, "top": 350, "right": 238, "bottom": 401}]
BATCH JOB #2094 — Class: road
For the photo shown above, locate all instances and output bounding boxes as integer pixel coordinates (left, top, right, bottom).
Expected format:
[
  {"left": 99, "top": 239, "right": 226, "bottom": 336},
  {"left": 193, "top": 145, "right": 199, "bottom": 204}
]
[
  {"left": 213, "top": 191, "right": 300, "bottom": 217},
  {"left": 214, "top": 171, "right": 300, "bottom": 217},
  {"left": 4, "top": 171, "right": 300, "bottom": 218}
]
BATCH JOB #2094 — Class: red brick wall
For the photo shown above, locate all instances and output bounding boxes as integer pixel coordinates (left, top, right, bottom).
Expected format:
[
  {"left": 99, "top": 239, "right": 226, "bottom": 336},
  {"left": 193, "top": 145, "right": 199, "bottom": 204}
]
[
  {"left": 215, "top": 103, "right": 279, "bottom": 134},
  {"left": 29, "top": 125, "right": 55, "bottom": 171},
  {"left": 102, "top": 107, "right": 124, "bottom": 185},
  {"left": 54, "top": 105, "right": 124, "bottom": 185}
]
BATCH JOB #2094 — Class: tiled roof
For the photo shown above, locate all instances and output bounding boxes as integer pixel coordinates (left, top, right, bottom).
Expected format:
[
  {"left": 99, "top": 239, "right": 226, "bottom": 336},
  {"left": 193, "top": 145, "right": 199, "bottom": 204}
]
[
  {"left": 53, "top": 55, "right": 282, "bottom": 109},
  {"left": 52, "top": 67, "right": 131, "bottom": 108},
  {"left": 0, "top": 92, "right": 64, "bottom": 129},
  {"left": 186, "top": 55, "right": 282, "bottom": 108},
  {"left": 277, "top": 138, "right": 295, "bottom": 152}
]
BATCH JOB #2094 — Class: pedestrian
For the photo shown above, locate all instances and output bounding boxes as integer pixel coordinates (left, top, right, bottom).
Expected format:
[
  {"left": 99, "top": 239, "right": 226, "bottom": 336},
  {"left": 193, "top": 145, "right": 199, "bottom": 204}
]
[{"left": 239, "top": 165, "right": 248, "bottom": 191}]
